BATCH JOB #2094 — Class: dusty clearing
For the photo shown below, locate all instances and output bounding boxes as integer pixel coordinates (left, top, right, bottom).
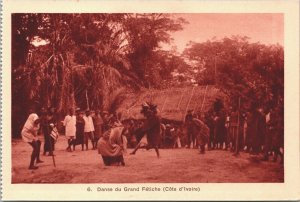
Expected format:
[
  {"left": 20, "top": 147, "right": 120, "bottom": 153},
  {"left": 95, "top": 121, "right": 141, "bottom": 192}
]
[{"left": 12, "top": 138, "right": 284, "bottom": 183}]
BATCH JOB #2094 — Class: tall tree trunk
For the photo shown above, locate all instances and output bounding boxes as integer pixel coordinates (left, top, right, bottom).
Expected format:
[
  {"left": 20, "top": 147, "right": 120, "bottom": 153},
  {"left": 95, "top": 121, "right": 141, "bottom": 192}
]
[
  {"left": 101, "top": 67, "right": 110, "bottom": 111},
  {"left": 85, "top": 90, "right": 90, "bottom": 110}
]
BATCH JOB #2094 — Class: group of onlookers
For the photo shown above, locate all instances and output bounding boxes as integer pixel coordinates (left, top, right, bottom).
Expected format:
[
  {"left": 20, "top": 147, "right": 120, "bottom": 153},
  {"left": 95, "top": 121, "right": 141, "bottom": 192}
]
[
  {"left": 21, "top": 99, "right": 284, "bottom": 170},
  {"left": 21, "top": 106, "right": 122, "bottom": 169},
  {"left": 203, "top": 100, "right": 284, "bottom": 164},
  {"left": 125, "top": 99, "right": 284, "bottom": 165},
  {"left": 63, "top": 108, "right": 122, "bottom": 152}
]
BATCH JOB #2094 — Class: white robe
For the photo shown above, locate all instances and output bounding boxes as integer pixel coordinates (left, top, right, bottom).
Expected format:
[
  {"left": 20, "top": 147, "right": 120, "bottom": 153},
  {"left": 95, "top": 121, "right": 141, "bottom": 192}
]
[{"left": 63, "top": 115, "right": 76, "bottom": 138}]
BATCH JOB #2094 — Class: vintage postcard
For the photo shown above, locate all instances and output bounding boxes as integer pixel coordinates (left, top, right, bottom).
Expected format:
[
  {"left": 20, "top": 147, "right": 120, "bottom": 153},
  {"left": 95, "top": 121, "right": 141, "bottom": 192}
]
[{"left": 1, "top": 0, "right": 300, "bottom": 201}]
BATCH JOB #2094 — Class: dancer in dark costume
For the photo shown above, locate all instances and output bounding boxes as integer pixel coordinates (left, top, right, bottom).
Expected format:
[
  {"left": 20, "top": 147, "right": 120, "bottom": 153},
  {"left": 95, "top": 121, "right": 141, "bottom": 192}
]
[{"left": 130, "top": 102, "right": 161, "bottom": 158}]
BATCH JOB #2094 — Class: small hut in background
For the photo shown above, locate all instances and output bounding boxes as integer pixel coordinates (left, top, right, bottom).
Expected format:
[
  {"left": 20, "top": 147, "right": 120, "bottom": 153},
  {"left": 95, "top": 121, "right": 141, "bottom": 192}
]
[{"left": 116, "top": 85, "right": 228, "bottom": 123}]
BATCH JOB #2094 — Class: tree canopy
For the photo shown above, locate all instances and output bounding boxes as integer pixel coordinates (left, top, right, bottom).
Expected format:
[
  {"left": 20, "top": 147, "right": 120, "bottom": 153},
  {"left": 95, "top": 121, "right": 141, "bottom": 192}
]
[
  {"left": 12, "top": 14, "right": 283, "bottom": 137},
  {"left": 12, "top": 13, "right": 187, "bottom": 136},
  {"left": 183, "top": 36, "right": 284, "bottom": 109}
]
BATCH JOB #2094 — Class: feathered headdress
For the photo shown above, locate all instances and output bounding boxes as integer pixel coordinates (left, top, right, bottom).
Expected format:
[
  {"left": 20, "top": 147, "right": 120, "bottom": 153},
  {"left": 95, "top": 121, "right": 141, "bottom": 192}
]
[{"left": 140, "top": 102, "right": 157, "bottom": 115}]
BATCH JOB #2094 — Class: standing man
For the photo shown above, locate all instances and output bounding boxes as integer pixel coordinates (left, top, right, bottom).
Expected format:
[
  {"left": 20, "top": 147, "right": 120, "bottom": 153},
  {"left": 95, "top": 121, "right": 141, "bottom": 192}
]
[
  {"left": 205, "top": 111, "right": 215, "bottom": 150},
  {"left": 63, "top": 108, "right": 76, "bottom": 152},
  {"left": 225, "top": 111, "right": 231, "bottom": 150},
  {"left": 41, "top": 108, "right": 56, "bottom": 156},
  {"left": 21, "top": 111, "right": 43, "bottom": 170},
  {"left": 93, "top": 110, "right": 104, "bottom": 149},
  {"left": 247, "top": 103, "right": 266, "bottom": 155},
  {"left": 74, "top": 110, "right": 85, "bottom": 151},
  {"left": 271, "top": 105, "right": 284, "bottom": 164},
  {"left": 102, "top": 111, "right": 110, "bottom": 132},
  {"left": 229, "top": 106, "right": 239, "bottom": 152},
  {"left": 213, "top": 99, "right": 226, "bottom": 150},
  {"left": 185, "top": 110, "right": 195, "bottom": 148},
  {"left": 83, "top": 110, "right": 95, "bottom": 150},
  {"left": 262, "top": 106, "right": 273, "bottom": 161},
  {"left": 40, "top": 108, "right": 50, "bottom": 155}
]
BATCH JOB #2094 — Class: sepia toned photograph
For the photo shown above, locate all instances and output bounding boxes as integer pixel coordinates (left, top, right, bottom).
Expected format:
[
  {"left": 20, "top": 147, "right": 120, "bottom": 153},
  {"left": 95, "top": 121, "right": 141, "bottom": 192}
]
[
  {"left": 2, "top": 0, "right": 300, "bottom": 201},
  {"left": 11, "top": 12, "right": 285, "bottom": 184}
]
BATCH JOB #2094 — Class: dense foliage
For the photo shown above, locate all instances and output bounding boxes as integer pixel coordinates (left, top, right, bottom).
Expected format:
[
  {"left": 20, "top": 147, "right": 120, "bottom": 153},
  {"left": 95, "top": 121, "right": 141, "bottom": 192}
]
[
  {"left": 183, "top": 36, "right": 284, "bottom": 109},
  {"left": 12, "top": 13, "right": 188, "bottom": 136},
  {"left": 12, "top": 14, "right": 283, "bottom": 137}
]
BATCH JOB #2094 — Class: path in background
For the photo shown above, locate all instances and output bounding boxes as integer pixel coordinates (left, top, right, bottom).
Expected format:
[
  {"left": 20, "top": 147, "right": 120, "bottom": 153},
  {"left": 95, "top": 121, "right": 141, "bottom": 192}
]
[{"left": 12, "top": 138, "right": 283, "bottom": 183}]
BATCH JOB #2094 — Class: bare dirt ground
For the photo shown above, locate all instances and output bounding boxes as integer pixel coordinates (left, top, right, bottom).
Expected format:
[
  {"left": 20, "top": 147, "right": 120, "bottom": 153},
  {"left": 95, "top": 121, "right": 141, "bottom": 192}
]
[{"left": 12, "top": 137, "right": 284, "bottom": 183}]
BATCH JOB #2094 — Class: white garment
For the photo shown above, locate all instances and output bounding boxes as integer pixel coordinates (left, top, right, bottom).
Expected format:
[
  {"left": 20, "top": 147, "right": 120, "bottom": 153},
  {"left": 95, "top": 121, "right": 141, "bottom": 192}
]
[
  {"left": 83, "top": 115, "right": 95, "bottom": 132},
  {"left": 21, "top": 113, "right": 40, "bottom": 143},
  {"left": 266, "top": 112, "right": 271, "bottom": 123},
  {"left": 63, "top": 115, "right": 76, "bottom": 138},
  {"left": 175, "top": 137, "right": 181, "bottom": 148}
]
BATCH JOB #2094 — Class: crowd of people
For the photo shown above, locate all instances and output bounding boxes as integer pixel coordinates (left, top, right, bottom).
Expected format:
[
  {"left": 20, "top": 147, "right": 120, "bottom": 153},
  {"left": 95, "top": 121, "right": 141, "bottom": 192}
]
[
  {"left": 21, "top": 107, "right": 125, "bottom": 169},
  {"left": 204, "top": 99, "right": 284, "bottom": 164},
  {"left": 160, "top": 98, "right": 284, "bottom": 164},
  {"left": 20, "top": 98, "right": 284, "bottom": 170}
]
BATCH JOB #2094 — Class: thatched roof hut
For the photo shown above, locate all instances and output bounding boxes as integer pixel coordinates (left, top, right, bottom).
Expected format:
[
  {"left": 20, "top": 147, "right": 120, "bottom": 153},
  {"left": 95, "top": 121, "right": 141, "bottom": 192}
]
[{"left": 116, "top": 85, "right": 227, "bottom": 122}]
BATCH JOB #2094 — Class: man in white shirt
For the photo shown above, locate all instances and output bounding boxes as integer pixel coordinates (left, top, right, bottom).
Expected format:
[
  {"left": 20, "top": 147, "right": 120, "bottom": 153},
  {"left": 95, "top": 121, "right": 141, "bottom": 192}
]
[{"left": 83, "top": 110, "right": 95, "bottom": 150}]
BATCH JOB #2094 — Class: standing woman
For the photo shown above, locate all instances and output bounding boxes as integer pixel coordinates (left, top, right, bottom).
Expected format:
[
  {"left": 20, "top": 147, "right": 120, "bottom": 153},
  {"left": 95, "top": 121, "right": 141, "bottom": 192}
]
[
  {"left": 63, "top": 108, "right": 76, "bottom": 152},
  {"left": 21, "top": 112, "right": 43, "bottom": 170}
]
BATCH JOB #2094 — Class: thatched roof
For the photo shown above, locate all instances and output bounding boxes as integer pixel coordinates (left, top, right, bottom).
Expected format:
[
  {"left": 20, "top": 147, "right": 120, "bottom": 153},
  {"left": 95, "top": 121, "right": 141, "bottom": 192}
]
[{"left": 116, "top": 85, "right": 227, "bottom": 122}]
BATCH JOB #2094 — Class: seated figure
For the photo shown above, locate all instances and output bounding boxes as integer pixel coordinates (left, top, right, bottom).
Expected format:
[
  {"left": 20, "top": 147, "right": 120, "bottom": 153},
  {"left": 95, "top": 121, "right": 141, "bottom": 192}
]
[{"left": 97, "top": 126, "right": 127, "bottom": 166}]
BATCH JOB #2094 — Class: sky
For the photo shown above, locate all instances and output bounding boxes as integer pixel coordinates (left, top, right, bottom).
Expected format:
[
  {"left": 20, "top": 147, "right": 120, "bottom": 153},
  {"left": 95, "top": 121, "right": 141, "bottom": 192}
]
[
  {"left": 32, "top": 13, "right": 284, "bottom": 53},
  {"left": 163, "top": 13, "right": 284, "bottom": 53}
]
